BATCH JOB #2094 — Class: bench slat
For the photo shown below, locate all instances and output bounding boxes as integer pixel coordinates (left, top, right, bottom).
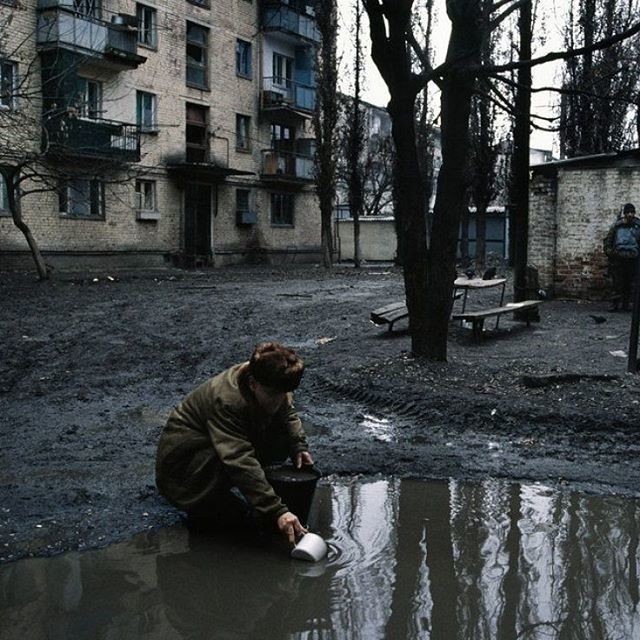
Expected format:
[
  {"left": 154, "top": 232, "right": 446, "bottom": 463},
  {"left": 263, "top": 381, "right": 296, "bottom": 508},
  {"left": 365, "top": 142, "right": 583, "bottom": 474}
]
[{"left": 452, "top": 300, "right": 541, "bottom": 321}]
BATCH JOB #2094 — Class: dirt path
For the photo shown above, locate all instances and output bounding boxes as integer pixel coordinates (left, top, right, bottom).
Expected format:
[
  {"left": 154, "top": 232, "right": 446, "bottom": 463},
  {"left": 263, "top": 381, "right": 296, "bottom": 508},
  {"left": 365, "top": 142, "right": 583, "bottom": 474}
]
[{"left": 1, "top": 264, "right": 639, "bottom": 563}]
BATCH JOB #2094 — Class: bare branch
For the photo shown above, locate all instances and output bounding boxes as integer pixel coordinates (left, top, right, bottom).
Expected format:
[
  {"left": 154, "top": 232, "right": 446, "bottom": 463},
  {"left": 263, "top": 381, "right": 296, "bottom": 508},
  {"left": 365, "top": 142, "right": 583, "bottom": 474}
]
[
  {"left": 489, "top": 71, "right": 640, "bottom": 106},
  {"left": 481, "top": 20, "right": 640, "bottom": 74},
  {"left": 490, "top": 0, "right": 530, "bottom": 31}
]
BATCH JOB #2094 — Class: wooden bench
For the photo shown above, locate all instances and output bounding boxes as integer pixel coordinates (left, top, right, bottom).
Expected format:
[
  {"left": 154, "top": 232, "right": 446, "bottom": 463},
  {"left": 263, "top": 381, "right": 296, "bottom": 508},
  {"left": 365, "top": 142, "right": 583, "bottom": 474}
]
[
  {"left": 452, "top": 300, "right": 542, "bottom": 339},
  {"left": 370, "top": 301, "right": 409, "bottom": 332},
  {"left": 371, "top": 291, "right": 464, "bottom": 332}
]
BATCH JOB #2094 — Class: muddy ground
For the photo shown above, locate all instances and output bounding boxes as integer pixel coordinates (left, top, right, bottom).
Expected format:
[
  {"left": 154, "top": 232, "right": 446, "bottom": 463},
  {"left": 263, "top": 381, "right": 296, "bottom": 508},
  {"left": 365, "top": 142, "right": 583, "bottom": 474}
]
[{"left": 1, "top": 263, "right": 640, "bottom": 563}]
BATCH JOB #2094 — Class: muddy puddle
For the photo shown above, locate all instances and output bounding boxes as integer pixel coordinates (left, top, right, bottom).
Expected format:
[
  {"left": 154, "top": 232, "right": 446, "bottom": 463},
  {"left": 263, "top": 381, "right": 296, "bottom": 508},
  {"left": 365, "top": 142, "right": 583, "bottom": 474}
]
[{"left": 1, "top": 477, "right": 639, "bottom": 639}]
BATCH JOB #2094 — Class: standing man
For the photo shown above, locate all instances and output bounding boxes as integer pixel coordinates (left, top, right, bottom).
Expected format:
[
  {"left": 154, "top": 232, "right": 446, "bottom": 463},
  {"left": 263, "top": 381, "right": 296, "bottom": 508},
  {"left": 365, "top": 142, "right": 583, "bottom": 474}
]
[
  {"left": 156, "top": 342, "right": 314, "bottom": 544},
  {"left": 604, "top": 203, "right": 640, "bottom": 311}
]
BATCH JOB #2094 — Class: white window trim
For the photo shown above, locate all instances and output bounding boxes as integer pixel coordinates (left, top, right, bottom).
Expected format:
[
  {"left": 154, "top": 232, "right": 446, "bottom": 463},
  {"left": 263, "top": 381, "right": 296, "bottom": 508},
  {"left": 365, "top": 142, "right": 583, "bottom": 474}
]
[{"left": 135, "top": 179, "right": 160, "bottom": 220}]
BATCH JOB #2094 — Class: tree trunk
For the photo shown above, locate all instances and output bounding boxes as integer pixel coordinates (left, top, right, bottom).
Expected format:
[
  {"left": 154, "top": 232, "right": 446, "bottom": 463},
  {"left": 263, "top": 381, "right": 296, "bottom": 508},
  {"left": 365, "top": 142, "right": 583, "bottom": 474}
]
[
  {"left": 425, "top": 65, "right": 476, "bottom": 360},
  {"left": 475, "top": 203, "right": 487, "bottom": 271},
  {"left": 388, "top": 91, "right": 429, "bottom": 355},
  {"left": 512, "top": 0, "right": 532, "bottom": 305},
  {"left": 459, "top": 203, "right": 470, "bottom": 265},
  {"left": 4, "top": 167, "right": 49, "bottom": 280},
  {"left": 313, "top": 0, "right": 338, "bottom": 269}
]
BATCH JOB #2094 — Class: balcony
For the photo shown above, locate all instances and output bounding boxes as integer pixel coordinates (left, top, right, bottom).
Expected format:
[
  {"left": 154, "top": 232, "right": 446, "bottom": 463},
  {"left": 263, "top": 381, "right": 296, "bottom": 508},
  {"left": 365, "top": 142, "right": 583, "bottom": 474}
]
[
  {"left": 261, "top": 78, "right": 316, "bottom": 118},
  {"left": 260, "top": 149, "right": 314, "bottom": 185},
  {"left": 261, "top": 1, "right": 319, "bottom": 44},
  {"left": 37, "top": 2, "right": 145, "bottom": 70},
  {"left": 45, "top": 114, "right": 141, "bottom": 162}
]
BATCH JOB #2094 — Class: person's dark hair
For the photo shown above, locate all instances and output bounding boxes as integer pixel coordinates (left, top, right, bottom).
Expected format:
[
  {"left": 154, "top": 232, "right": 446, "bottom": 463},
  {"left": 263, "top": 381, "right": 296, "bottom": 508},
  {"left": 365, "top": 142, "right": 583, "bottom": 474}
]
[
  {"left": 624, "top": 203, "right": 636, "bottom": 214},
  {"left": 249, "top": 342, "right": 304, "bottom": 392}
]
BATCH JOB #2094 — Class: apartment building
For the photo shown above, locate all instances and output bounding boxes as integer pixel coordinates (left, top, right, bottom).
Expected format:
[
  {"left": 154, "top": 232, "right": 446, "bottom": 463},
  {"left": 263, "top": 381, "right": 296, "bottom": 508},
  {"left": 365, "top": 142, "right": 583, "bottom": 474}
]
[{"left": 0, "top": 0, "right": 322, "bottom": 270}]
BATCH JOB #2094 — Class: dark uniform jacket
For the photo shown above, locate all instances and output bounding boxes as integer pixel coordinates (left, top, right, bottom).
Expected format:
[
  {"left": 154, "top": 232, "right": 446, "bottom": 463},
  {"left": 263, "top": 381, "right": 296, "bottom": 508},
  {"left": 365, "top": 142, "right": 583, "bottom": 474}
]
[
  {"left": 604, "top": 217, "right": 640, "bottom": 259},
  {"left": 156, "top": 363, "right": 309, "bottom": 522}
]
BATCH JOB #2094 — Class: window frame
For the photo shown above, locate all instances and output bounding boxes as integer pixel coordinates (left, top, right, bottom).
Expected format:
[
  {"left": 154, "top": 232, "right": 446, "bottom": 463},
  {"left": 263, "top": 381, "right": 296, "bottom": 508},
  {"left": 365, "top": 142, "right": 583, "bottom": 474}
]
[
  {"left": 0, "top": 172, "right": 10, "bottom": 216},
  {"left": 58, "top": 178, "right": 105, "bottom": 220},
  {"left": 185, "top": 102, "right": 209, "bottom": 163},
  {"left": 235, "top": 114, "right": 251, "bottom": 151},
  {"left": 136, "top": 3, "right": 157, "bottom": 49},
  {"left": 0, "top": 60, "right": 17, "bottom": 110},
  {"left": 135, "top": 179, "right": 159, "bottom": 220},
  {"left": 235, "top": 39, "right": 252, "bottom": 78},
  {"left": 136, "top": 90, "right": 158, "bottom": 133},
  {"left": 77, "top": 78, "right": 102, "bottom": 119},
  {"left": 270, "top": 191, "right": 294, "bottom": 227},
  {"left": 272, "top": 52, "right": 293, "bottom": 87},
  {"left": 186, "top": 22, "right": 209, "bottom": 90},
  {"left": 236, "top": 188, "right": 250, "bottom": 215}
]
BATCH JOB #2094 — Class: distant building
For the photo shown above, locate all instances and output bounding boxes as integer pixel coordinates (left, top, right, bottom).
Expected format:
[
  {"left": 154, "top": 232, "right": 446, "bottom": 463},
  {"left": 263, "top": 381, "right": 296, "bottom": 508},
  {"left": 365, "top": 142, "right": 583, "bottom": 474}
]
[{"left": 0, "top": 0, "right": 323, "bottom": 271}]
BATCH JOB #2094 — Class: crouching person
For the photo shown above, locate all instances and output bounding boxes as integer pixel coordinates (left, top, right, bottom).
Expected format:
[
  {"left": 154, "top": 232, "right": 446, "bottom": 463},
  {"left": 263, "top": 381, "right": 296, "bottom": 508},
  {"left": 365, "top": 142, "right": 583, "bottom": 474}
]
[{"left": 156, "top": 342, "right": 314, "bottom": 545}]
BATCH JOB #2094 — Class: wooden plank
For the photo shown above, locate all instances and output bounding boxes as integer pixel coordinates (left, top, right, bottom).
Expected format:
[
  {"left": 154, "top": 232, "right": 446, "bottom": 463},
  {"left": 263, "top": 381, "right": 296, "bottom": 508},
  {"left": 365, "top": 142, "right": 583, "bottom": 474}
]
[
  {"left": 452, "top": 300, "right": 541, "bottom": 321},
  {"left": 371, "top": 305, "right": 408, "bottom": 326},
  {"left": 371, "top": 301, "right": 406, "bottom": 317},
  {"left": 453, "top": 277, "right": 507, "bottom": 290}
]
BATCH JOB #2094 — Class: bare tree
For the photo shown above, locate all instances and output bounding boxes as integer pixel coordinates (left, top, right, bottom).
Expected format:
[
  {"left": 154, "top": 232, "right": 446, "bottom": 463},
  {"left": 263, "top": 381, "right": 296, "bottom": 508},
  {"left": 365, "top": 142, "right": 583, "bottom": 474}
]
[
  {"left": 313, "top": 0, "right": 340, "bottom": 268},
  {"left": 346, "top": 0, "right": 365, "bottom": 267},
  {"left": 362, "top": 0, "right": 640, "bottom": 360},
  {"left": 560, "top": 0, "right": 640, "bottom": 156},
  {"left": 468, "top": 3, "right": 501, "bottom": 272},
  {"left": 1, "top": 22, "right": 144, "bottom": 280}
]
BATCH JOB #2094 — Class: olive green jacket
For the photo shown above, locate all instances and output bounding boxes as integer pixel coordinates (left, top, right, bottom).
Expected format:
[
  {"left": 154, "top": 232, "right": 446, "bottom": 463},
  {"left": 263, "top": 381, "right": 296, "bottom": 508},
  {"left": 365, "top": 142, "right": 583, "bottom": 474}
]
[{"left": 156, "top": 363, "right": 308, "bottom": 521}]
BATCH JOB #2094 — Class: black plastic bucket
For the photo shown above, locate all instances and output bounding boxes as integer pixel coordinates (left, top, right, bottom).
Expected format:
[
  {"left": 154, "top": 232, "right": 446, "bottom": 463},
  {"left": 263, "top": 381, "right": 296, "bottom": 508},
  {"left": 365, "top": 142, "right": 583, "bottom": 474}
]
[{"left": 265, "top": 464, "right": 321, "bottom": 525}]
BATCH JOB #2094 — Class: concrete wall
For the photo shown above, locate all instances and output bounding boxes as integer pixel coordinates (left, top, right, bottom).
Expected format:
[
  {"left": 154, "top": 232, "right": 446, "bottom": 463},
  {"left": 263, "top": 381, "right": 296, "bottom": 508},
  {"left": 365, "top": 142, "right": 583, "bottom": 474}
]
[{"left": 337, "top": 217, "right": 397, "bottom": 262}]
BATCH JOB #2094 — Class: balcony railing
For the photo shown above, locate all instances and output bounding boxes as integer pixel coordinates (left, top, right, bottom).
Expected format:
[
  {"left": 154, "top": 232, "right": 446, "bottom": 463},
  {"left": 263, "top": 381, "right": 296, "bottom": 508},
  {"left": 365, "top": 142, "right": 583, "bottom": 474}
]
[
  {"left": 261, "top": 2, "right": 319, "bottom": 43},
  {"left": 45, "top": 114, "right": 140, "bottom": 162},
  {"left": 261, "top": 77, "right": 316, "bottom": 113},
  {"left": 261, "top": 149, "right": 314, "bottom": 181},
  {"left": 37, "top": 3, "right": 145, "bottom": 69}
]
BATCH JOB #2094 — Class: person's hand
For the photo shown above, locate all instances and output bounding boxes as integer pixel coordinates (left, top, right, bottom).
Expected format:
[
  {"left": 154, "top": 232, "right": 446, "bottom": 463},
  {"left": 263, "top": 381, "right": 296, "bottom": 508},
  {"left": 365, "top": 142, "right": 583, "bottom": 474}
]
[
  {"left": 277, "top": 511, "right": 307, "bottom": 545},
  {"left": 295, "top": 451, "right": 314, "bottom": 469}
]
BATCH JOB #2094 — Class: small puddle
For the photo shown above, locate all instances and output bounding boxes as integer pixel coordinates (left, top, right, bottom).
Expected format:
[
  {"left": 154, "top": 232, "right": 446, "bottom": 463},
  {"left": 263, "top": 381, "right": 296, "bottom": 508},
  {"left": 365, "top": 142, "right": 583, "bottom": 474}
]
[
  {"left": 2, "top": 477, "right": 639, "bottom": 639},
  {"left": 360, "top": 413, "right": 397, "bottom": 442}
]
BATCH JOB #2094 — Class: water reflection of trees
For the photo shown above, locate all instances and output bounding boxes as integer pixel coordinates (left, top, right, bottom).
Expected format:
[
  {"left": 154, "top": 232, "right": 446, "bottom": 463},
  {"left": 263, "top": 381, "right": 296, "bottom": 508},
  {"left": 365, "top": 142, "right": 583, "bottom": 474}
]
[
  {"left": 1, "top": 480, "right": 639, "bottom": 640},
  {"left": 323, "top": 478, "right": 640, "bottom": 640}
]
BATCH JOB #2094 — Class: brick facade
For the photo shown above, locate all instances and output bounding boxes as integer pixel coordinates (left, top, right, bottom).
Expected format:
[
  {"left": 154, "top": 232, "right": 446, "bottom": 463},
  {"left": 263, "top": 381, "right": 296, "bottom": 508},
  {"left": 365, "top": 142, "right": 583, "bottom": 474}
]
[
  {"left": 0, "top": 0, "right": 323, "bottom": 271},
  {"left": 529, "top": 152, "right": 640, "bottom": 299}
]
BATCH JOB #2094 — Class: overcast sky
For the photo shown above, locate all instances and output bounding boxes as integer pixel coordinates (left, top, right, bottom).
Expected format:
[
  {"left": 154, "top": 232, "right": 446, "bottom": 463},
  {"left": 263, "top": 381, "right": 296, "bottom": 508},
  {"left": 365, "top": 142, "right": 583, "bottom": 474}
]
[{"left": 336, "top": 0, "right": 563, "bottom": 152}]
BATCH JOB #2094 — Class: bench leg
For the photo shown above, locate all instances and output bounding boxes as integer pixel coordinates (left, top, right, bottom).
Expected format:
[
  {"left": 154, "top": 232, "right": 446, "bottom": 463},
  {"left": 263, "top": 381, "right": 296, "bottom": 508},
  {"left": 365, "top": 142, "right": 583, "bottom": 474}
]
[{"left": 472, "top": 319, "right": 485, "bottom": 340}]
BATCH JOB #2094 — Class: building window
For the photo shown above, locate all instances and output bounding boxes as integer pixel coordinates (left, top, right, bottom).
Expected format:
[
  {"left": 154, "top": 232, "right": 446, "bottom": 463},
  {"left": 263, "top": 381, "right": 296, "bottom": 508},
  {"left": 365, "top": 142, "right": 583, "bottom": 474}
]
[
  {"left": 73, "top": 0, "right": 99, "bottom": 18},
  {"left": 136, "top": 91, "right": 157, "bottom": 132},
  {"left": 0, "top": 60, "right": 17, "bottom": 109},
  {"left": 236, "top": 114, "right": 250, "bottom": 151},
  {"left": 59, "top": 178, "right": 104, "bottom": 219},
  {"left": 186, "top": 22, "right": 209, "bottom": 89},
  {"left": 0, "top": 173, "right": 10, "bottom": 215},
  {"left": 136, "top": 4, "right": 157, "bottom": 48},
  {"left": 236, "top": 189, "right": 250, "bottom": 215},
  {"left": 271, "top": 192, "right": 294, "bottom": 226},
  {"left": 77, "top": 78, "right": 102, "bottom": 119},
  {"left": 187, "top": 0, "right": 210, "bottom": 7},
  {"left": 135, "top": 179, "right": 158, "bottom": 220},
  {"left": 271, "top": 123, "right": 294, "bottom": 151},
  {"left": 186, "top": 102, "right": 209, "bottom": 162},
  {"left": 272, "top": 52, "right": 293, "bottom": 87},
  {"left": 236, "top": 39, "right": 252, "bottom": 78}
]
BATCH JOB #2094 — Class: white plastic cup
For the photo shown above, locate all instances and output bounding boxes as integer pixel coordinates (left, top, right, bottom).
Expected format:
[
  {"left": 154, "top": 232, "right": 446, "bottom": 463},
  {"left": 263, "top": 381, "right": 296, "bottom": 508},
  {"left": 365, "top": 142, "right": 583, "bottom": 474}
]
[{"left": 290, "top": 532, "right": 328, "bottom": 562}]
